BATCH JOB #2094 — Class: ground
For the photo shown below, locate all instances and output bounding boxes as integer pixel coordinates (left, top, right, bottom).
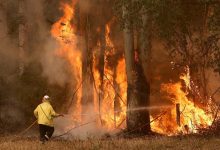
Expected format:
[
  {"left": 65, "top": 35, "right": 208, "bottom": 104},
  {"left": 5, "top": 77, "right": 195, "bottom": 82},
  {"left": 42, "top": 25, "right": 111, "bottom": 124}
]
[{"left": 0, "top": 135, "right": 220, "bottom": 150}]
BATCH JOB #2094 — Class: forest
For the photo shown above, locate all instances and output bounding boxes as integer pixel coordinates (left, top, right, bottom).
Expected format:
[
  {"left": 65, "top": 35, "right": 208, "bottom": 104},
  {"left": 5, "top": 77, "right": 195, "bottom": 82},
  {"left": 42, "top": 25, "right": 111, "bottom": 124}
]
[{"left": 0, "top": 0, "right": 220, "bottom": 149}]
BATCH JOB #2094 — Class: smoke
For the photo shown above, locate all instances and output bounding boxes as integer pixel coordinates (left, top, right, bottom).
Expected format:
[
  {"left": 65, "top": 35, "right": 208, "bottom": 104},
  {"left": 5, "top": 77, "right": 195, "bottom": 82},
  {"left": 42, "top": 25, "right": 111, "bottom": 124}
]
[
  {"left": 40, "top": 39, "right": 71, "bottom": 86},
  {"left": 206, "top": 69, "right": 220, "bottom": 103},
  {"left": 0, "top": 1, "right": 24, "bottom": 132},
  {"left": 0, "top": 98, "right": 26, "bottom": 131},
  {"left": 150, "top": 39, "right": 174, "bottom": 110},
  {"left": 54, "top": 104, "right": 110, "bottom": 139},
  {"left": 0, "top": 0, "right": 68, "bottom": 87},
  {"left": 0, "top": 0, "right": 71, "bottom": 132},
  {"left": 79, "top": 0, "right": 91, "bottom": 14},
  {"left": 25, "top": 0, "right": 71, "bottom": 86},
  {"left": 0, "top": 1, "right": 19, "bottom": 78}
]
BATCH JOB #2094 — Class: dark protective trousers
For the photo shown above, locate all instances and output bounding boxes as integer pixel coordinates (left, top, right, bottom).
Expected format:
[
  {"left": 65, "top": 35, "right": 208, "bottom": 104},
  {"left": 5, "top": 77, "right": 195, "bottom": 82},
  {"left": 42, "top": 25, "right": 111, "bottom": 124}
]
[{"left": 39, "top": 124, "right": 54, "bottom": 141}]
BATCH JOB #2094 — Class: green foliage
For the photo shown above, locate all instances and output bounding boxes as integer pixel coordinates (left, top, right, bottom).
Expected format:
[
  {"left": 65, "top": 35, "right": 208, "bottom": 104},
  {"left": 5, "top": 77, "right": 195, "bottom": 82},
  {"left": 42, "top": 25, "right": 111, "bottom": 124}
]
[{"left": 151, "top": 0, "right": 183, "bottom": 40}]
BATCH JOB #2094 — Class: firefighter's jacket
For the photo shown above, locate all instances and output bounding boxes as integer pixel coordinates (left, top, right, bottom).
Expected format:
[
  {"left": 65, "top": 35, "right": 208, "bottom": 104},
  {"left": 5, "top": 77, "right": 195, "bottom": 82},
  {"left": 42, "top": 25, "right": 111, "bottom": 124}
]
[{"left": 34, "top": 100, "right": 59, "bottom": 127}]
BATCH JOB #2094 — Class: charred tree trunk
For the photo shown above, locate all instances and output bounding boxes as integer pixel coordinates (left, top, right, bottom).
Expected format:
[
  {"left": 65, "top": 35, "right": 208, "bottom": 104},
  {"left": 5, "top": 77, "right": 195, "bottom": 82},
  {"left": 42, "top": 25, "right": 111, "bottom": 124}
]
[
  {"left": 18, "top": 0, "right": 25, "bottom": 76},
  {"left": 133, "top": 58, "right": 151, "bottom": 133},
  {"left": 199, "top": 65, "right": 208, "bottom": 101},
  {"left": 75, "top": 2, "right": 80, "bottom": 33},
  {"left": 176, "top": 103, "right": 181, "bottom": 126},
  {"left": 113, "top": 65, "right": 121, "bottom": 127},
  {"left": 198, "top": 3, "right": 211, "bottom": 102},
  {"left": 98, "top": 22, "right": 106, "bottom": 118},
  {"left": 123, "top": 3, "right": 150, "bottom": 135},
  {"left": 137, "top": 7, "right": 152, "bottom": 132},
  {"left": 139, "top": 10, "right": 152, "bottom": 81},
  {"left": 81, "top": 15, "right": 94, "bottom": 115}
]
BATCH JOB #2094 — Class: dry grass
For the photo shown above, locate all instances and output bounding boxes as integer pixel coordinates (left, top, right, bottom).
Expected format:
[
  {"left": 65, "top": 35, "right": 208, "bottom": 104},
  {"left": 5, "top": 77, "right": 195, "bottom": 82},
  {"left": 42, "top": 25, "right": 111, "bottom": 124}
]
[{"left": 0, "top": 135, "right": 220, "bottom": 150}]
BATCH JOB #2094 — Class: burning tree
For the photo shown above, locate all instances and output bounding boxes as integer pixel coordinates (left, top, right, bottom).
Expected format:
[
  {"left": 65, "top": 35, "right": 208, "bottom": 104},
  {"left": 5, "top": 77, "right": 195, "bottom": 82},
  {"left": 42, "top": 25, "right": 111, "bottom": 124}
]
[{"left": 121, "top": 1, "right": 151, "bottom": 134}]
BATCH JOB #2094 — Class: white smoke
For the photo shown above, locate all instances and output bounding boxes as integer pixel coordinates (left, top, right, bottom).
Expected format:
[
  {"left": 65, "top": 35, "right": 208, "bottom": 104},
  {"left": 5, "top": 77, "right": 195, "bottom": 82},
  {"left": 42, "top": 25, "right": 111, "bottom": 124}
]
[
  {"left": 40, "top": 39, "right": 71, "bottom": 86},
  {"left": 53, "top": 104, "right": 113, "bottom": 139},
  {"left": 25, "top": 0, "right": 71, "bottom": 86}
]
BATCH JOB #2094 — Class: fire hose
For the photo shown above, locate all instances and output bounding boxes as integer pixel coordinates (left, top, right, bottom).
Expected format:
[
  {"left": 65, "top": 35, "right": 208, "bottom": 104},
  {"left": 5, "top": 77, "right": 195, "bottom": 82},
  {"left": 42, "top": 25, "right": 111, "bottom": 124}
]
[
  {"left": 18, "top": 120, "right": 38, "bottom": 136},
  {"left": 17, "top": 119, "right": 96, "bottom": 138},
  {"left": 17, "top": 109, "right": 167, "bottom": 139}
]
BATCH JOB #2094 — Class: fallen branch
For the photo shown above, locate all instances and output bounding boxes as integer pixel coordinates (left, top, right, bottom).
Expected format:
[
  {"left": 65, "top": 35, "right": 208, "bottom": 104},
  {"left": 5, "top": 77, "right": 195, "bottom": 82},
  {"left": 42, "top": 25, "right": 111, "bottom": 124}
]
[
  {"left": 211, "top": 104, "right": 220, "bottom": 127},
  {"left": 117, "top": 118, "right": 126, "bottom": 129},
  {"left": 211, "top": 87, "right": 220, "bottom": 99},
  {"left": 104, "top": 73, "right": 126, "bottom": 105},
  {"left": 89, "top": 67, "right": 103, "bottom": 125},
  {"left": 68, "top": 69, "right": 91, "bottom": 111},
  {"left": 180, "top": 104, "right": 186, "bottom": 115},
  {"left": 68, "top": 79, "right": 84, "bottom": 111},
  {"left": 18, "top": 120, "right": 37, "bottom": 136}
]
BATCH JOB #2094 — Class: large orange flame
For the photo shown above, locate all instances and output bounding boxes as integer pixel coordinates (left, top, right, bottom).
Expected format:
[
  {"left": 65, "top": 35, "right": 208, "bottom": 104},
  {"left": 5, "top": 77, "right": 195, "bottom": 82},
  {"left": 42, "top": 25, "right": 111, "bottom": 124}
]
[
  {"left": 93, "top": 24, "right": 127, "bottom": 130},
  {"left": 51, "top": 1, "right": 82, "bottom": 121}
]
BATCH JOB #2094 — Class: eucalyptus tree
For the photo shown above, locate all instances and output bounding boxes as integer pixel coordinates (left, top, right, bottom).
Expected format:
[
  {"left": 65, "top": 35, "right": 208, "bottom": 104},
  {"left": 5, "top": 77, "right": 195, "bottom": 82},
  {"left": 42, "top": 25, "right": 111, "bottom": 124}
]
[
  {"left": 114, "top": 0, "right": 152, "bottom": 134},
  {"left": 151, "top": 0, "right": 220, "bottom": 102}
]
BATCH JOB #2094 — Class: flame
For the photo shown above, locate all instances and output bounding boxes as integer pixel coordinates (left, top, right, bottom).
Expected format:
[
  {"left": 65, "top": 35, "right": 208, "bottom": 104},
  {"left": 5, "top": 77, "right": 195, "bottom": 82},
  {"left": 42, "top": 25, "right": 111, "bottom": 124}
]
[
  {"left": 93, "top": 24, "right": 127, "bottom": 130},
  {"left": 151, "top": 66, "right": 214, "bottom": 135},
  {"left": 51, "top": 1, "right": 82, "bottom": 121}
]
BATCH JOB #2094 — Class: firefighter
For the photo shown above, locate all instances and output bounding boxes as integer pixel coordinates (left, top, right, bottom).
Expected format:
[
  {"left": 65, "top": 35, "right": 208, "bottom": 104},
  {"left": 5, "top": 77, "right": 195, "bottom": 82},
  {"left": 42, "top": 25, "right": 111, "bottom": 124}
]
[{"left": 34, "top": 95, "right": 63, "bottom": 144}]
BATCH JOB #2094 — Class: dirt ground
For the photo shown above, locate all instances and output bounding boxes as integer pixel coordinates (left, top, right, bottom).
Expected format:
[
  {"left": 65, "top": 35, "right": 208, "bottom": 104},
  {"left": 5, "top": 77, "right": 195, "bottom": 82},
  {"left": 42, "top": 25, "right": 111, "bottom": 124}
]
[{"left": 0, "top": 135, "right": 220, "bottom": 150}]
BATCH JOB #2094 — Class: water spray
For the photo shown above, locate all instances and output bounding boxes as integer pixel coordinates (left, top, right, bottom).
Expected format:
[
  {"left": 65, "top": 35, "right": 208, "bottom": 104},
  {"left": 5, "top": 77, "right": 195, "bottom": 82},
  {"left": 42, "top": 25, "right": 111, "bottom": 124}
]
[{"left": 66, "top": 105, "right": 173, "bottom": 117}]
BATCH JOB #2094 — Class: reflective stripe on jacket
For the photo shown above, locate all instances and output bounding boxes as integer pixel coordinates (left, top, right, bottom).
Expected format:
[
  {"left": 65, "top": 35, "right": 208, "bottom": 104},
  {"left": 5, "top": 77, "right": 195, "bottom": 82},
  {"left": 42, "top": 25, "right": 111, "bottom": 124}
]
[{"left": 34, "top": 101, "right": 58, "bottom": 127}]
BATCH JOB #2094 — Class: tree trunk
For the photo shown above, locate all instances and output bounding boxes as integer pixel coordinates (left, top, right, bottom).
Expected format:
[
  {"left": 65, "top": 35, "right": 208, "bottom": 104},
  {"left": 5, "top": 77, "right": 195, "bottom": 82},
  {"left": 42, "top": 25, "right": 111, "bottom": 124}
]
[
  {"left": 75, "top": 2, "right": 80, "bottom": 34},
  {"left": 199, "top": 3, "right": 211, "bottom": 102},
  {"left": 18, "top": 0, "right": 25, "bottom": 76},
  {"left": 139, "top": 10, "right": 152, "bottom": 81},
  {"left": 113, "top": 65, "right": 121, "bottom": 127},
  {"left": 98, "top": 22, "right": 106, "bottom": 118},
  {"left": 137, "top": 7, "right": 152, "bottom": 131},
  {"left": 176, "top": 103, "right": 181, "bottom": 126},
  {"left": 81, "top": 15, "right": 94, "bottom": 115},
  {"left": 123, "top": 3, "right": 150, "bottom": 134}
]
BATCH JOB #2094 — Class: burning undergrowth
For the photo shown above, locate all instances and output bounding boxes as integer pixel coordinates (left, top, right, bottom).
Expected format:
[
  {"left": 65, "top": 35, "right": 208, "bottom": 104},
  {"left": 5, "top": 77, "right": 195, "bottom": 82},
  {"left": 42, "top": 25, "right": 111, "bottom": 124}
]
[{"left": 151, "top": 66, "right": 217, "bottom": 135}]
